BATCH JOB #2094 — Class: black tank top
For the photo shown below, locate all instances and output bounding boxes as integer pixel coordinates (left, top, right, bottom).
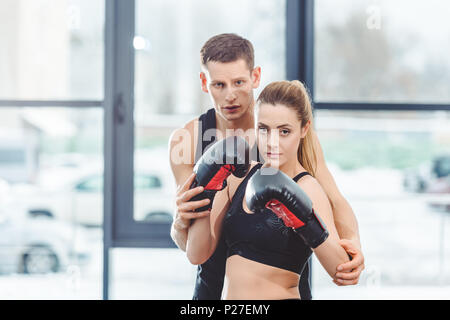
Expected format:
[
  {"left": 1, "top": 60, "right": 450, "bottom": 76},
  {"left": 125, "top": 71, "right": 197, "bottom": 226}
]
[
  {"left": 191, "top": 108, "right": 312, "bottom": 300},
  {"left": 194, "top": 108, "right": 262, "bottom": 164},
  {"left": 194, "top": 108, "right": 217, "bottom": 164},
  {"left": 224, "top": 163, "right": 313, "bottom": 275}
]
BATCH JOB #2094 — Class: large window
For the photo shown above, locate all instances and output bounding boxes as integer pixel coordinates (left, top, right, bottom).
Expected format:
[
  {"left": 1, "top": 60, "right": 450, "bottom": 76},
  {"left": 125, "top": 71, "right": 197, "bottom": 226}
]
[
  {"left": 310, "top": 0, "right": 450, "bottom": 298},
  {"left": 315, "top": 0, "right": 450, "bottom": 104},
  {"left": 312, "top": 110, "right": 450, "bottom": 298},
  {"left": 0, "top": 108, "right": 103, "bottom": 299},
  {"left": 0, "top": 0, "right": 104, "bottom": 100},
  {"left": 0, "top": 0, "right": 104, "bottom": 299}
]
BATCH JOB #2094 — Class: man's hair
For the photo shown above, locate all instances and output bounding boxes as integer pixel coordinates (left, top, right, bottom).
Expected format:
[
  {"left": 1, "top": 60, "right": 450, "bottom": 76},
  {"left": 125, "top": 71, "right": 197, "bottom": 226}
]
[{"left": 200, "top": 33, "right": 254, "bottom": 71}]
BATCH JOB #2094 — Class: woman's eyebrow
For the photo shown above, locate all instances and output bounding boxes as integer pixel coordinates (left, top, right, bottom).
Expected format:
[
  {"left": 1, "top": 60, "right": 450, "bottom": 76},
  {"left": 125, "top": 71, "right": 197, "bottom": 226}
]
[
  {"left": 277, "top": 124, "right": 292, "bottom": 128},
  {"left": 257, "top": 122, "right": 292, "bottom": 128}
]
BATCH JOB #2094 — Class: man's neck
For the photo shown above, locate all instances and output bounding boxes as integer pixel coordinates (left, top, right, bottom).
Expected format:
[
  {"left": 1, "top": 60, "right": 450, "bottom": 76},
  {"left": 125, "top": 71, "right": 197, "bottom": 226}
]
[{"left": 215, "top": 105, "right": 255, "bottom": 135}]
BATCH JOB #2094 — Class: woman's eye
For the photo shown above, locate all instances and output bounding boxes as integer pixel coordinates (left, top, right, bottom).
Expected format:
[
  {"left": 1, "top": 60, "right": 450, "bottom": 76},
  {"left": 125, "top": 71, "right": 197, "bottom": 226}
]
[
  {"left": 258, "top": 127, "right": 267, "bottom": 133},
  {"left": 281, "top": 129, "right": 290, "bottom": 135}
]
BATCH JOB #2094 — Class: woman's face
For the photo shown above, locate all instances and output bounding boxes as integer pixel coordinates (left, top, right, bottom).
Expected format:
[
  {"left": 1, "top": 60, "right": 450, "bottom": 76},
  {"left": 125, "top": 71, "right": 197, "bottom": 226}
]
[{"left": 256, "top": 103, "right": 310, "bottom": 169}]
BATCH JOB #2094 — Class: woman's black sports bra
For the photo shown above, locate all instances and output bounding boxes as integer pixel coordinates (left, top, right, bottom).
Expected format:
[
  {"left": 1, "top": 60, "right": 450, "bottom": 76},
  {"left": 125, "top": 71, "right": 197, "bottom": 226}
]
[{"left": 223, "top": 163, "right": 313, "bottom": 275}]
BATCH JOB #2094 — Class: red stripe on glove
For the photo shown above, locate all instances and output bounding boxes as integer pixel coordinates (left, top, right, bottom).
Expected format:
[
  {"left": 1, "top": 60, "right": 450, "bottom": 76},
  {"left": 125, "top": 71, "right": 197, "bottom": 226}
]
[
  {"left": 204, "top": 165, "right": 235, "bottom": 190},
  {"left": 265, "top": 199, "right": 305, "bottom": 229}
]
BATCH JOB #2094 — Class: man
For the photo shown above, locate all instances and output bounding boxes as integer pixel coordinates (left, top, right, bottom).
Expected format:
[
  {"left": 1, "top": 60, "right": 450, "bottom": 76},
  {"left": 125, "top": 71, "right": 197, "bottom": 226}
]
[{"left": 169, "top": 33, "right": 364, "bottom": 300}]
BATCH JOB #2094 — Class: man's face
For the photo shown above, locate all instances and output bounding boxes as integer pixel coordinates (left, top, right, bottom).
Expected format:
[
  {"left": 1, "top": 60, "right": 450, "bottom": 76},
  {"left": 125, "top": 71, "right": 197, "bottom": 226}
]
[{"left": 200, "top": 59, "right": 261, "bottom": 122}]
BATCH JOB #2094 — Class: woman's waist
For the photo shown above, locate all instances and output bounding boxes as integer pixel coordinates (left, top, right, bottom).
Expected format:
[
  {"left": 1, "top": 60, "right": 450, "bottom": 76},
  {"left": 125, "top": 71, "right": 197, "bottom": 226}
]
[{"left": 224, "top": 255, "right": 300, "bottom": 299}]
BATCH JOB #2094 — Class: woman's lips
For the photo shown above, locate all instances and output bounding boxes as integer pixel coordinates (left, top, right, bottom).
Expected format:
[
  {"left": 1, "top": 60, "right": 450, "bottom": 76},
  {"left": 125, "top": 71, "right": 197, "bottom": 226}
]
[{"left": 266, "top": 152, "right": 282, "bottom": 157}]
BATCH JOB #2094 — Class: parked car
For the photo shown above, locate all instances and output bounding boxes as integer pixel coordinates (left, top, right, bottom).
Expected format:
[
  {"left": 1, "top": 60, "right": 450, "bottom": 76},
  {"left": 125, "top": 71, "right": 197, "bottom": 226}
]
[
  {"left": 403, "top": 155, "right": 450, "bottom": 193},
  {"left": 22, "top": 149, "right": 176, "bottom": 227},
  {"left": 0, "top": 202, "right": 90, "bottom": 274},
  {"left": 425, "top": 163, "right": 450, "bottom": 212},
  {"left": 0, "top": 134, "right": 38, "bottom": 184}
]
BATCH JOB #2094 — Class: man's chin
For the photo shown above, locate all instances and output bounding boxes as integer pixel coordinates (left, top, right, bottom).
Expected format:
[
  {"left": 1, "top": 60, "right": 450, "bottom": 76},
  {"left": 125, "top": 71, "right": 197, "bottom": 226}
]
[{"left": 221, "top": 109, "right": 244, "bottom": 120}]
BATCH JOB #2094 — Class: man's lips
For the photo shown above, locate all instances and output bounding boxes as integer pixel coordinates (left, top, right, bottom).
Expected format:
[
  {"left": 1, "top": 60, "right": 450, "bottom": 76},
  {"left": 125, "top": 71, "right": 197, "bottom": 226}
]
[{"left": 223, "top": 105, "right": 240, "bottom": 110}]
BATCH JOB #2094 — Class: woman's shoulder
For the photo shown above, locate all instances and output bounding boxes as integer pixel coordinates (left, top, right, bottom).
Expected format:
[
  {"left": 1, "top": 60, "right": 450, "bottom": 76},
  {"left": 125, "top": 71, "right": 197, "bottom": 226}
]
[{"left": 295, "top": 173, "right": 328, "bottom": 204}]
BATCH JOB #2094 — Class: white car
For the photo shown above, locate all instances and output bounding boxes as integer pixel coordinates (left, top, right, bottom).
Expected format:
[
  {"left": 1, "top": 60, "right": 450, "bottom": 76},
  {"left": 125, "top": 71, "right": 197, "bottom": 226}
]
[
  {"left": 0, "top": 202, "right": 90, "bottom": 274},
  {"left": 22, "top": 149, "right": 176, "bottom": 227},
  {"left": 70, "top": 168, "right": 176, "bottom": 226}
]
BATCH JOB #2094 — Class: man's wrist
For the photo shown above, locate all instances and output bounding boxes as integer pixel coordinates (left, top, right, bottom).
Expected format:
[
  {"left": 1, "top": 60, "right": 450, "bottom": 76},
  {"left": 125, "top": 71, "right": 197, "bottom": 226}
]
[
  {"left": 343, "top": 236, "right": 362, "bottom": 252},
  {"left": 173, "top": 218, "right": 189, "bottom": 232},
  {"left": 350, "top": 237, "right": 362, "bottom": 250}
]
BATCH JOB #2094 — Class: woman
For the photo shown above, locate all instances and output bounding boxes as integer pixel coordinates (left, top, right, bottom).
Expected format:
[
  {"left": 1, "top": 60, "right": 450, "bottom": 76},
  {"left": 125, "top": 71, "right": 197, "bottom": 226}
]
[{"left": 186, "top": 80, "right": 350, "bottom": 300}]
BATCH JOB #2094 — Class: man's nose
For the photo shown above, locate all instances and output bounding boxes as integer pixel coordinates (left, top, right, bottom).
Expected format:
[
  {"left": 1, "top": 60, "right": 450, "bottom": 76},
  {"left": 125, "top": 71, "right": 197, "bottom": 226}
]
[{"left": 225, "top": 88, "right": 237, "bottom": 103}]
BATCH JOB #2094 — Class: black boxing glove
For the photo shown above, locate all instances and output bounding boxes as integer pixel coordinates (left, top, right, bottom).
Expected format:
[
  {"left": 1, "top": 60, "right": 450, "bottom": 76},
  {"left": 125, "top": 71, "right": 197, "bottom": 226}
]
[
  {"left": 245, "top": 167, "right": 329, "bottom": 248},
  {"left": 190, "top": 136, "right": 251, "bottom": 212}
]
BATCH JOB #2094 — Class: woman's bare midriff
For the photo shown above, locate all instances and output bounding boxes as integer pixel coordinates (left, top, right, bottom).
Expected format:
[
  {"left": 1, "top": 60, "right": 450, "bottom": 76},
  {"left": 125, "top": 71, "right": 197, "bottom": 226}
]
[{"left": 223, "top": 255, "right": 301, "bottom": 300}]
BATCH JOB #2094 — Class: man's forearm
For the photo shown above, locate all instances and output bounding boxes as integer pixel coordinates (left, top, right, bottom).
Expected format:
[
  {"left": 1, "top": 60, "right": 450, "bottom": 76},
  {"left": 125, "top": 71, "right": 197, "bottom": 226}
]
[
  {"left": 171, "top": 223, "right": 189, "bottom": 252},
  {"left": 331, "top": 198, "right": 361, "bottom": 248}
]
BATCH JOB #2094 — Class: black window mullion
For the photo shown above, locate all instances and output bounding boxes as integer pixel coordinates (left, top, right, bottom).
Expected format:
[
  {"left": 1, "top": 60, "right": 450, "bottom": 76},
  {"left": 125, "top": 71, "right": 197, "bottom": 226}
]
[
  {"left": 105, "top": 0, "right": 175, "bottom": 250},
  {"left": 286, "top": 0, "right": 314, "bottom": 96}
]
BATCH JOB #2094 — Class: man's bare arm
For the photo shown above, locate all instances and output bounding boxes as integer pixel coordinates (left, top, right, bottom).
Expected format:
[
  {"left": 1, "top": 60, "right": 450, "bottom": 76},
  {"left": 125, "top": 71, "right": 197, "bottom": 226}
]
[
  {"left": 170, "top": 165, "right": 194, "bottom": 251},
  {"left": 168, "top": 121, "right": 210, "bottom": 251},
  {"left": 312, "top": 130, "right": 361, "bottom": 247}
]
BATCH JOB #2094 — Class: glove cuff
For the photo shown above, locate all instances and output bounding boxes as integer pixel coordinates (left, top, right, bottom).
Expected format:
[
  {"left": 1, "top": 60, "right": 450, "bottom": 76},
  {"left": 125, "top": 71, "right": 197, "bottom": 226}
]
[{"left": 294, "top": 209, "right": 329, "bottom": 249}]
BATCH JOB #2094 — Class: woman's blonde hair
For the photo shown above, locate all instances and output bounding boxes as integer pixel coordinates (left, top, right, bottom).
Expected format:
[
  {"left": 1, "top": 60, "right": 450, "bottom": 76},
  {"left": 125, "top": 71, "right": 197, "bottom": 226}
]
[{"left": 256, "top": 80, "right": 317, "bottom": 176}]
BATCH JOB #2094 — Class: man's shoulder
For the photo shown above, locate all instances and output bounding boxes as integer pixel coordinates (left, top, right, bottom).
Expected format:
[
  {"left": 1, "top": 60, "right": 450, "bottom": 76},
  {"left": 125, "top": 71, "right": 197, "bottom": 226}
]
[
  {"left": 181, "top": 117, "right": 198, "bottom": 133},
  {"left": 168, "top": 109, "right": 214, "bottom": 165},
  {"left": 169, "top": 116, "right": 198, "bottom": 143},
  {"left": 170, "top": 107, "right": 213, "bottom": 137}
]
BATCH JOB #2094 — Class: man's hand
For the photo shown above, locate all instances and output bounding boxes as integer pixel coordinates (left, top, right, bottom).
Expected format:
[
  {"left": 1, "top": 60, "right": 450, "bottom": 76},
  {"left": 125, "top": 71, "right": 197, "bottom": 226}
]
[
  {"left": 173, "top": 172, "right": 212, "bottom": 232},
  {"left": 333, "top": 239, "right": 365, "bottom": 286}
]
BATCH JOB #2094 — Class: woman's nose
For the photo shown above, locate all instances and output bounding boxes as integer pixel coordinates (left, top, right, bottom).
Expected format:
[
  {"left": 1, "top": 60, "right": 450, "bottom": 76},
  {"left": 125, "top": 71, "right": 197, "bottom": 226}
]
[{"left": 266, "top": 130, "right": 280, "bottom": 150}]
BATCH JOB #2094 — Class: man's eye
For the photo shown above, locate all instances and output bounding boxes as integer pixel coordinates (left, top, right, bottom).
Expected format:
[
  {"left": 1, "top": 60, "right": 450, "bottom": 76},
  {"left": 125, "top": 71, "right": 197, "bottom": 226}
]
[
  {"left": 236, "top": 80, "right": 244, "bottom": 85},
  {"left": 214, "top": 83, "right": 224, "bottom": 88},
  {"left": 258, "top": 127, "right": 267, "bottom": 133}
]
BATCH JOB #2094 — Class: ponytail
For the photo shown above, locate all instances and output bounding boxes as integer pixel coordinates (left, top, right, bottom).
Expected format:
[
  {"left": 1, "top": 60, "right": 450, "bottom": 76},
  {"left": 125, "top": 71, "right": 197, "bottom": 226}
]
[
  {"left": 298, "top": 126, "right": 317, "bottom": 177},
  {"left": 291, "top": 80, "right": 317, "bottom": 177}
]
